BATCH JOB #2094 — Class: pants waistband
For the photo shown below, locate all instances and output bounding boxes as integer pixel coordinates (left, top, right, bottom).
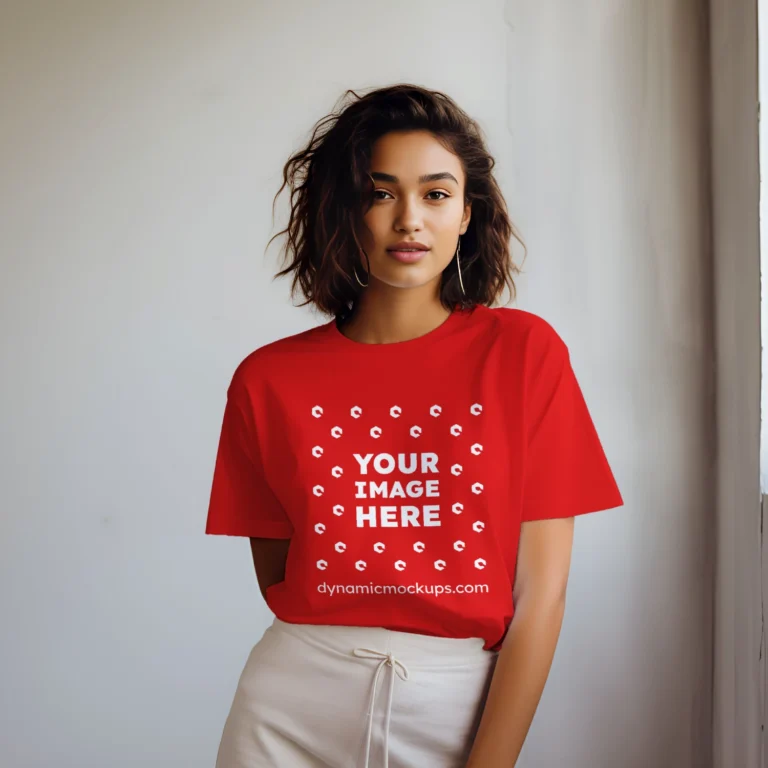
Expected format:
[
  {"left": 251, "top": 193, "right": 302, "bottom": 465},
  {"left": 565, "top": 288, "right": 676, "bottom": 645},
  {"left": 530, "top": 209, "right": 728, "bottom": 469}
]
[{"left": 269, "top": 616, "right": 493, "bottom": 666}]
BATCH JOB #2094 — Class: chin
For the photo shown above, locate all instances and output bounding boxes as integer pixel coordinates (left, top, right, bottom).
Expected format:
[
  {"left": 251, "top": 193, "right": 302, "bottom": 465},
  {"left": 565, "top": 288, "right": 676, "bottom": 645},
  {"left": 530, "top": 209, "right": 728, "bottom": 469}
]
[{"left": 377, "top": 270, "right": 443, "bottom": 291}]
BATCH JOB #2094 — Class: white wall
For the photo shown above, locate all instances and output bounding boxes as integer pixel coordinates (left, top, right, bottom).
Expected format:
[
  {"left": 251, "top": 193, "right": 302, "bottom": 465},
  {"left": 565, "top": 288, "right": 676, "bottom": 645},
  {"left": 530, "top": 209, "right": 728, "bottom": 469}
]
[
  {"left": 508, "top": 2, "right": 713, "bottom": 765},
  {"left": 0, "top": 2, "right": 713, "bottom": 766}
]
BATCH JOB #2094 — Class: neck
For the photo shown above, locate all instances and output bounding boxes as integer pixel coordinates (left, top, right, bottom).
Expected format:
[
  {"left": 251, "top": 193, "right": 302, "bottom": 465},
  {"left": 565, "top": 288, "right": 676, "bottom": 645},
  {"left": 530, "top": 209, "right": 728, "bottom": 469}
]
[{"left": 339, "top": 285, "right": 454, "bottom": 345}]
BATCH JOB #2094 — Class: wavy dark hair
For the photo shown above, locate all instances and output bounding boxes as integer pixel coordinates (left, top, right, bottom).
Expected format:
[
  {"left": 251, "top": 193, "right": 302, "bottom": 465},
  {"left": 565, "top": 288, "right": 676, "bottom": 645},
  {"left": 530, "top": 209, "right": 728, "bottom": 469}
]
[{"left": 267, "top": 83, "right": 526, "bottom": 323}]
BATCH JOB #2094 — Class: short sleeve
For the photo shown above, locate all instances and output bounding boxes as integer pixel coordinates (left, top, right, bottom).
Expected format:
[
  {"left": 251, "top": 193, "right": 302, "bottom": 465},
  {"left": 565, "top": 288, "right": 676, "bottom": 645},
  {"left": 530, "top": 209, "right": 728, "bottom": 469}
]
[
  {"left": 205, "top": 377, "right": 294, "bottom": 539},
  {"left": 521, "top": 328, "right": 624, "bottom": 522}
]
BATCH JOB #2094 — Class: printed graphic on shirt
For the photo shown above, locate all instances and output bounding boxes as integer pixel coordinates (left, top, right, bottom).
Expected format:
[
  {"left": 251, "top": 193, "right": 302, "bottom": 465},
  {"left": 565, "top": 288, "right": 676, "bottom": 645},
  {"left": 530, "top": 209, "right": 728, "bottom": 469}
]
[{"left": 306, "top": 400, "right": 494, "bottom": 597}]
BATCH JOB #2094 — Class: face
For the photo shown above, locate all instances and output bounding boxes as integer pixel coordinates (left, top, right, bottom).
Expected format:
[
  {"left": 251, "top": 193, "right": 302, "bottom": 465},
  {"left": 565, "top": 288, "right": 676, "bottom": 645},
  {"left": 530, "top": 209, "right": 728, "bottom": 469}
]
[{"left": 358, "top": 130, "right": 471, "bottom": 291}]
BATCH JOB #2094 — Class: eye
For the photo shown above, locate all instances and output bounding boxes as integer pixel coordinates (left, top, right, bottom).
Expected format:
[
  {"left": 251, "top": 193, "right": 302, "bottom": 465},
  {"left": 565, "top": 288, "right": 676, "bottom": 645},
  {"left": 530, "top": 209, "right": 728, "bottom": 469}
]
[{"left": 372, "top": 190, "right": 450, "bottom": 201}]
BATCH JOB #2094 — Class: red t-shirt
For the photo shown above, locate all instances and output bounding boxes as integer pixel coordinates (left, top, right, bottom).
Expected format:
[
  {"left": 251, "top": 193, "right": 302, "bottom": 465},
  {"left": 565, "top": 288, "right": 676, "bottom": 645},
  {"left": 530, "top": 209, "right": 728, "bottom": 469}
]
[{"left": 205, "top": 304, "right": 623, "bottom": 652}]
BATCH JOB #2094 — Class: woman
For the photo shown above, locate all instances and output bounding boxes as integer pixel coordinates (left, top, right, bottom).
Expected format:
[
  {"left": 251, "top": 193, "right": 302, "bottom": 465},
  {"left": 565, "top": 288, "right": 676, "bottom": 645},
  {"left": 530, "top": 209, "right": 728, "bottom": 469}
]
[{"left": 205, "top": 83, "right": 623, "bottom": 768}]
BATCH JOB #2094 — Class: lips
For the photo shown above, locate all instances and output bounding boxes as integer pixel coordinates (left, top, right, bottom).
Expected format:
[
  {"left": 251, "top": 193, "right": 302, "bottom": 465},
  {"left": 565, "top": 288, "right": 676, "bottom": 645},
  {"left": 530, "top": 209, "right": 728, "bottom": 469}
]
[
  {"left": 387, "top": 248, "right": 429, "bottom": 264},
  {"left": 385, "top": 240, "right": 430, "bottom": 264},
  {"left": 387, "top": 241, "right": 429, "bottom": 251}
]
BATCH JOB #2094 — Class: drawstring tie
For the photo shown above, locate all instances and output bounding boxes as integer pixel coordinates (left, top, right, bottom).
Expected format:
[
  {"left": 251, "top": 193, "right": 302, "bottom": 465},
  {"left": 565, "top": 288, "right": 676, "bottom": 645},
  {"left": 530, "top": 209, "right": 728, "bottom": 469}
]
[{"left": 351, "top": 647, "right": 410, "bottom": 768}]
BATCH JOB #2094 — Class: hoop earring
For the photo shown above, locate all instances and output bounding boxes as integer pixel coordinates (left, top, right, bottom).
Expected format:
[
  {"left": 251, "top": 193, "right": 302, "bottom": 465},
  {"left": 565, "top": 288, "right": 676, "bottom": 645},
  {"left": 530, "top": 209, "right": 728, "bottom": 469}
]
[
  {"left": 354, "top": 248, "right": 370, "bottom": 288},
  {"left": 353, "top": 265, "right": 368, "bottom": 287},
  {"left": 456, "top": 236, "right": 466, "bottom": 296}
]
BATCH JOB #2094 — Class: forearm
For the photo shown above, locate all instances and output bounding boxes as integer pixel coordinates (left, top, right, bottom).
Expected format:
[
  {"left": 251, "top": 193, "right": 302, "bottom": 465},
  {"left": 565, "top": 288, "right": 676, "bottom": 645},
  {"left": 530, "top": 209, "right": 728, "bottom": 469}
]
[
  {"left": 465, "top": 595, "right": 566, "bottom": 768},
  {"left": 249, "top": 537, "right": 290, "bottom": 601}
]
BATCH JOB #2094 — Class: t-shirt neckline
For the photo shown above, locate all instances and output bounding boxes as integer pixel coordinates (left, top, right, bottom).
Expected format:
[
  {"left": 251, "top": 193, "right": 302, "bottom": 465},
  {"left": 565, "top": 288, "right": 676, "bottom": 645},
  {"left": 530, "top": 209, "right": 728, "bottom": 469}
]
[{"left": 326, "top": 305, "right": 473, "bottom": 353}]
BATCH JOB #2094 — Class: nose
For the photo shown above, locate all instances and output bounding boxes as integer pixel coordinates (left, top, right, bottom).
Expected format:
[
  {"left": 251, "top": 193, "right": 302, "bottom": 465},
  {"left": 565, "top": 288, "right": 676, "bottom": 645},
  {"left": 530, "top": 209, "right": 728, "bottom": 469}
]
[{"left": 393, "top": 194, "right": 424, "bottom": 232}]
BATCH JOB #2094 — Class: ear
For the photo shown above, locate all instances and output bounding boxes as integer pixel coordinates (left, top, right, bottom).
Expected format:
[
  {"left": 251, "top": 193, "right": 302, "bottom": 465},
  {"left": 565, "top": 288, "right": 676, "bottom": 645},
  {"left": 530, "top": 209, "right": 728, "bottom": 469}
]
[{"left": 460, "top": 202, "right": 472, "bottom": 235}]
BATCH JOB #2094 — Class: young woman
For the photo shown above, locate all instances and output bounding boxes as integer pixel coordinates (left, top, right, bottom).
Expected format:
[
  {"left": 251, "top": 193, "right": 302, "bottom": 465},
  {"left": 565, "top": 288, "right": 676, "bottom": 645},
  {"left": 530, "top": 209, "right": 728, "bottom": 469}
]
[{"left": 205, "top": 83, "right": 623, "bottom": 768}]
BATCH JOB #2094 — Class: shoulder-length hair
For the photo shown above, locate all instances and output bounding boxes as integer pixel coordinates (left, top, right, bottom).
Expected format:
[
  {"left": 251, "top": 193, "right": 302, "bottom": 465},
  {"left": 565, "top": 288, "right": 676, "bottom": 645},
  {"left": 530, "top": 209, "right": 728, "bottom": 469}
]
[{"left": 267, "top": 83, "right": 526, "bottom": 322}]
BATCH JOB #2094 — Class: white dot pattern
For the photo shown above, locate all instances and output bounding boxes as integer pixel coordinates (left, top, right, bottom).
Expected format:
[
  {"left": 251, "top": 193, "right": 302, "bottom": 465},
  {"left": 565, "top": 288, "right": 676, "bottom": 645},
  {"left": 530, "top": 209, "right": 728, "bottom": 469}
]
[{"left": 309, "top": 402, "right": 487, "bottom": 572}]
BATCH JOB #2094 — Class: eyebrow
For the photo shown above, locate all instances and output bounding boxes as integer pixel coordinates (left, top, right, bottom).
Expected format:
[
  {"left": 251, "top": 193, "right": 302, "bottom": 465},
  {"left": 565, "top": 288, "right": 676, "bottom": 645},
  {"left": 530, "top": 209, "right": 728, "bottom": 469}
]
[{"left": 370, "top": 171, "right": 459, "bottom": 185}]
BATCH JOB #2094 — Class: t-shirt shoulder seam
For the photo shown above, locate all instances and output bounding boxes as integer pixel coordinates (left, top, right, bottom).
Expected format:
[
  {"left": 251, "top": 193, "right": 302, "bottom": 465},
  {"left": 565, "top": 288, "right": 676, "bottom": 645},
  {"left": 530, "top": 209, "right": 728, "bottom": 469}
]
[
  {"left": 229, "top": 321, "right": 330, "bottom": 386},
  {"left": 487, "top": 307, "right": 568, "bottom": 354}
]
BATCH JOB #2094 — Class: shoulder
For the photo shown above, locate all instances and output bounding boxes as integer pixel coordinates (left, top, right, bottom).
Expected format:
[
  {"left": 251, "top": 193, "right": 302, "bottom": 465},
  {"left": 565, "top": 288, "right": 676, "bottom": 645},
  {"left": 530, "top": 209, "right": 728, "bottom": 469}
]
[
  {"left": 227, "top": 320, "right": 330, "bottom": 395},
  {"left": 479, "top": 306, "right": 569, "bottom": 357}
]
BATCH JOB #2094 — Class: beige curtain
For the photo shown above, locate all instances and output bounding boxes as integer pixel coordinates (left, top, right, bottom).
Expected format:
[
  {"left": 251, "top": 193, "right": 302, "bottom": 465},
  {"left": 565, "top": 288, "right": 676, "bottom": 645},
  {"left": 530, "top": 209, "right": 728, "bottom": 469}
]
[{"left": 709, "top": 0, "right": 762, "bottom": 766}]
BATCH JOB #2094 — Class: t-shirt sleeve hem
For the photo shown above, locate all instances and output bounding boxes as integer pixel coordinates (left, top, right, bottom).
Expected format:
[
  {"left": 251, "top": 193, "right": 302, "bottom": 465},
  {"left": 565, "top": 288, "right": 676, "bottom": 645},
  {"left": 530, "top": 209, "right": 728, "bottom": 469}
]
[{"left": 521, "top": 492, "right": 625, "bottom": 522}]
